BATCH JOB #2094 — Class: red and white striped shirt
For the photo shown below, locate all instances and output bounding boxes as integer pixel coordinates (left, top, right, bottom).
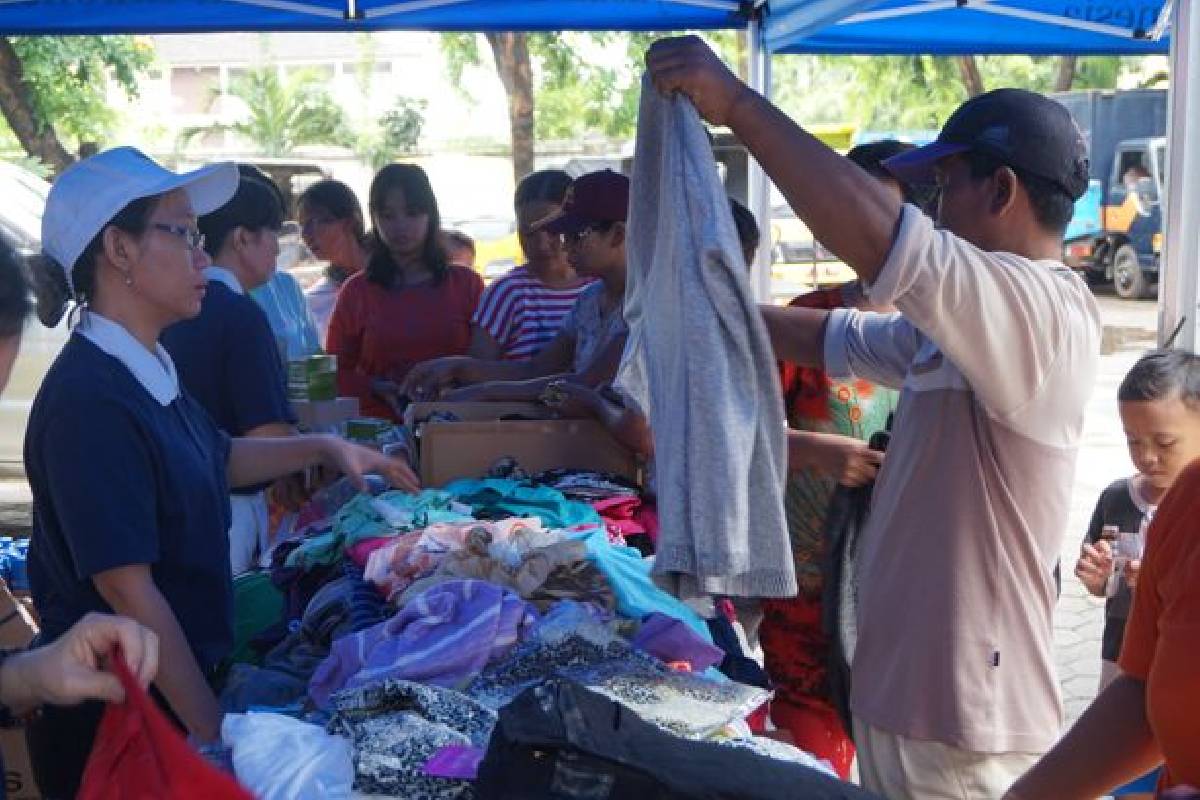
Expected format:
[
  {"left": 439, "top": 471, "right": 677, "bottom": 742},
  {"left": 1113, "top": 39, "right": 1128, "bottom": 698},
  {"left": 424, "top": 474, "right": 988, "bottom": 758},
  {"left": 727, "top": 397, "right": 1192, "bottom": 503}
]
[{"left": 472, "top": 267, "right": 593, "bottom": 361}]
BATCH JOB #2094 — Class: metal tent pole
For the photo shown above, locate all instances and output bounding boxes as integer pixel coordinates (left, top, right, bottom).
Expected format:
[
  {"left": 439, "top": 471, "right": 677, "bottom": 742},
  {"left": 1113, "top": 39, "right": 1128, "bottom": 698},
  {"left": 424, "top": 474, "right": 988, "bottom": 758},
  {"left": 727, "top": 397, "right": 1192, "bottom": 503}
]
[
  {"left": 746, "top": 6, "right": 773, "bottom": 302},
  {"left": 1158, "top": 0, "right": 1197, "bottom": 349}
]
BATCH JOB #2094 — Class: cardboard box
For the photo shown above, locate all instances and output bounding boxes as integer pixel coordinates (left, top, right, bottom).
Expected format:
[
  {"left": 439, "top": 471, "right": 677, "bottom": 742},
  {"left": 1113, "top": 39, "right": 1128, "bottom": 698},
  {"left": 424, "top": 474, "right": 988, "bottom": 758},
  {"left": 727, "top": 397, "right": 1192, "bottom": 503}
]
[
  {"left": 0, "top": 581, "right": 40, "bottom": 800},
  {"left": 291, "top": 396, "right": 360, "bottom": 432},
  {"left": 1, "top": 728, "right": 38, "bottom": 800},
  {"left": 406, "top": 402, "right": 641, "bottom": 487}
]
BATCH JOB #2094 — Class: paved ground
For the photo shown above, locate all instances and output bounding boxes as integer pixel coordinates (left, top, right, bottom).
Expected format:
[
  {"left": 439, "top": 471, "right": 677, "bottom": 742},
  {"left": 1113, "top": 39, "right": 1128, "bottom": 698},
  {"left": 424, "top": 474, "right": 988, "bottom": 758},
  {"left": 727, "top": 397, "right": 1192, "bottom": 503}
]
[
  {"left": 0, "top": 289, "right": 1162, "bottom": 727},
  {"left": 1056, "top": 290, "right": 1158, "bottom": 725}
]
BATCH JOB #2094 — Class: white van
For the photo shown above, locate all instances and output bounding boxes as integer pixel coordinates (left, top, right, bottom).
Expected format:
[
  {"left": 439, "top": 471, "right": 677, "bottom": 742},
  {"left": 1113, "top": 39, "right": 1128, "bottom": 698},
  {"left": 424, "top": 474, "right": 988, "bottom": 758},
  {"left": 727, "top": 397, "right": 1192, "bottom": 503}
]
[{"left": 0, "top": 163, "right": 67, "bottom": 473}]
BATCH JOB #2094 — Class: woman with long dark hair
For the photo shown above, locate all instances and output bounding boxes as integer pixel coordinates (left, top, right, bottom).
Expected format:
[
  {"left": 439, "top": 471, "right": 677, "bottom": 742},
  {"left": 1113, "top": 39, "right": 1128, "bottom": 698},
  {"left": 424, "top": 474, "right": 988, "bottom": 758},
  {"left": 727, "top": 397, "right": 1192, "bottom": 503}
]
[{"left": 326, "top": 163, "right": 483, "bottom": 421}]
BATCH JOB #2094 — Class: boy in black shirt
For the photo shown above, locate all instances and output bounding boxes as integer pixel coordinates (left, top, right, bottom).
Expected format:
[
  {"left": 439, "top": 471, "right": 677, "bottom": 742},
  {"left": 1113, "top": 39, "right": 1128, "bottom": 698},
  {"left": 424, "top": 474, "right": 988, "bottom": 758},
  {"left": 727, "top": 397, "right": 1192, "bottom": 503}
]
[{"left": 1076, "top": 350, "right": 1200, "bottom": 691}]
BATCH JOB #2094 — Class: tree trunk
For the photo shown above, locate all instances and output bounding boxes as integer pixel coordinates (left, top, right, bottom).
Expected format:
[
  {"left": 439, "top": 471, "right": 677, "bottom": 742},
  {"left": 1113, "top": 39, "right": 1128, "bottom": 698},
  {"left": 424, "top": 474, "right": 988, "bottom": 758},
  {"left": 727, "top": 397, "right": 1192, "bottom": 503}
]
[
  {"left": 955, "top": 55, "right": 985, "bottom": 98},
  {"left": 0, "top": 37, "right": 74, "bottom": 175},
  {"left": 1054, "top": 56, "right": 1078, "bottom": 92},
  {"left": 484, "top": 32, "right": 535, "bottom": 183}
]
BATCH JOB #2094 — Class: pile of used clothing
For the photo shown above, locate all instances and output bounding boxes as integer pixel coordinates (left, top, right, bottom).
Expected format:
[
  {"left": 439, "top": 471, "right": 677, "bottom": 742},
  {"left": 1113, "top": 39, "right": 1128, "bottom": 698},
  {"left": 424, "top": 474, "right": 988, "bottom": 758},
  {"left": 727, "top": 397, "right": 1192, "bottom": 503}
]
[{"left": 218, "top": 469, "right": 879, "bottom": 800}]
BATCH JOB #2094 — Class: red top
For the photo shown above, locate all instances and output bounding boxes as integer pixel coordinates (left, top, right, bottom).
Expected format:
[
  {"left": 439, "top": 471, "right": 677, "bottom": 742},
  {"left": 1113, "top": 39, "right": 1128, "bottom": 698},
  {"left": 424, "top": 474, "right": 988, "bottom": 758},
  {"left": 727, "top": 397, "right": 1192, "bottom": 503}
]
[
  {"left": 1119, "top": 458, "right": 1200, "bottom": 792},
  {"left": 327, "top": 266, "right": 483, "bottom": 420}
]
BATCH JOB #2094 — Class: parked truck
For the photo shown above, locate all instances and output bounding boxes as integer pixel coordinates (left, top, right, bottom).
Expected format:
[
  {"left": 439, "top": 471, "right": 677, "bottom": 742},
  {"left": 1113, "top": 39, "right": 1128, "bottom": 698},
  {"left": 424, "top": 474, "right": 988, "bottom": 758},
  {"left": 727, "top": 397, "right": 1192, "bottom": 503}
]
[{"left": 1054, "top": 88, "right": 1167, "bottom": 299}]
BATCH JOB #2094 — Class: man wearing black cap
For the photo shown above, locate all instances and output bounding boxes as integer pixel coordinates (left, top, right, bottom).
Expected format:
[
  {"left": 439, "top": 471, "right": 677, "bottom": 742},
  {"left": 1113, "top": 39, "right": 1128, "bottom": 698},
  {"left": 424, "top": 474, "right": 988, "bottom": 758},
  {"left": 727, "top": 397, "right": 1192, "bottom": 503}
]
[{"left": 647, "top": 38, "right": 1101, "bottom": 800}]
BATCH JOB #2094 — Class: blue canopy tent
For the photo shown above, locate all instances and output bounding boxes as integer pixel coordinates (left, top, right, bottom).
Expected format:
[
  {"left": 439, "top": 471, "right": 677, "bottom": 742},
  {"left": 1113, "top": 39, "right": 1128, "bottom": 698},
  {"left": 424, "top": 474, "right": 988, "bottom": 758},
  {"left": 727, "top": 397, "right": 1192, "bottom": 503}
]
[
  {"left": 768, "top": 0, "right": 1171, "bottom": 55},
  {"left": 0, "top": 0, "right": 752, "bottom": 33}
]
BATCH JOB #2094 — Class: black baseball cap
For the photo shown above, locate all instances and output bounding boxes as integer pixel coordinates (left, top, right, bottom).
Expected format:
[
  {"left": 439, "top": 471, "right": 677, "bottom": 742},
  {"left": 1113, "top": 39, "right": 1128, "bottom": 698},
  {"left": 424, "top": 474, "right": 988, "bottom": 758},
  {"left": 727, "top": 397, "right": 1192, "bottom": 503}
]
[{"left": 883, "top": 88, "right": 1090, "bottom": 200}]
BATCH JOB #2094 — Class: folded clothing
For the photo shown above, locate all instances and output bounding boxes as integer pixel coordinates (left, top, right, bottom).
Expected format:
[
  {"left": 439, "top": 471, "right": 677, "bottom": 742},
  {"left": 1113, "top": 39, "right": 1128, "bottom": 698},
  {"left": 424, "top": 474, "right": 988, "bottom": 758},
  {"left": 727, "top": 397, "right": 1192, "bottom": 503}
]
[
  {"left": 328, "top": 679, "right": 495, "bottom": 798},
  {"left": 444, "top": 478, "right": 603, "bottom": 529},
  {"left": 476, "top": 680, "right": 882, "bottom": 800},
  {"left": 397, "top": 530, "right": 615, "bottom": 614},
  {"left": 469, "top": 602, "right": 763, "bottom": 740},
  {"left": 632, "top": 612, "right": 725, "bottom": 672},
  {"left": 363, "top": 518, "right": 544, "bottom": 602},
  {"left": 309, "top": 579, "right": 539, "bottom": 708}
]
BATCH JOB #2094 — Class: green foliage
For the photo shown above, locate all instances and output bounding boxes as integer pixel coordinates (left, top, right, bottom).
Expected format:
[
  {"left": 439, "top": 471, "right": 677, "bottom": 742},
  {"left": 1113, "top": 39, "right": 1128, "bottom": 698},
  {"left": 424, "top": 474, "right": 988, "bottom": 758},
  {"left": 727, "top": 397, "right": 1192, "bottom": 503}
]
[
  {"left": 357, "top": 96, "right": 427, "bottom": 169},
  {"left": 180, "top": 67, "right": 351, "bottom": 156},
  {"left": 774, "top": 54, "right": 1141, "bottom": 133},
  {"left": 7, "top": 35, "right": 153, "bottom": 146}
]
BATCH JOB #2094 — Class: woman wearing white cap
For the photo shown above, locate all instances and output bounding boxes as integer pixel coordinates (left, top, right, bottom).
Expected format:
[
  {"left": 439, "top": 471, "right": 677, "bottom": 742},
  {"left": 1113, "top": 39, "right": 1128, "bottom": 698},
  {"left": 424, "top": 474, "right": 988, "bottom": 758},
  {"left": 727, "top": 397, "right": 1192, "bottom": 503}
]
[{"left": 23, "top": 147, "right": 419, "bottom": 798}]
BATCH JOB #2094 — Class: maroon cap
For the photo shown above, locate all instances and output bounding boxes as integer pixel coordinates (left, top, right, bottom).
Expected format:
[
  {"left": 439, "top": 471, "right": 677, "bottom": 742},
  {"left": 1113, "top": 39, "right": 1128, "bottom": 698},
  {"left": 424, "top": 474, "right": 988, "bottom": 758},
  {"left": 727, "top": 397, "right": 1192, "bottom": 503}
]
[{"left": 538, "top": 169, "right": 630, "bottom": 234}]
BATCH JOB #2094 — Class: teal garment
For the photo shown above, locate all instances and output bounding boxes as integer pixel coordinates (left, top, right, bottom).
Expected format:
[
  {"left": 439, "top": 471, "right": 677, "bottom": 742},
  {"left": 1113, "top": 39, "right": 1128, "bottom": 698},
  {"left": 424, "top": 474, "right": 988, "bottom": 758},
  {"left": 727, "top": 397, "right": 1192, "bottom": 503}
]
[
  {"left": 569, "top": 526, "right": 711, "bottom": 642},
  {"left": 250, "top": 271, "right": 323, "bottom": 360},
  {"left": 444, "top": 479, "right": 602, "bottom": 530},
  {"left": 231, "top": 571, "right": 285, "bottom": 665},
  {"left": 334, "top": 490, "right": 472, "bottom": 546},
  {"left": 284, "top": 528, "right": 343, "bottom": 570}
]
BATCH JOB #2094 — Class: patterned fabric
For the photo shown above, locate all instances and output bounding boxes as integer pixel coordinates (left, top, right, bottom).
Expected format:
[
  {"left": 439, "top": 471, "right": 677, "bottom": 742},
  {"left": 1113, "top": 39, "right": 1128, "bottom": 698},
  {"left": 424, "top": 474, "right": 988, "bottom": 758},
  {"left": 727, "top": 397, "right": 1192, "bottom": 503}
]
[
  {"left": 764, "top": 284, "right": 894, "bottom": 779},
  {"left": 309, "top": 580, "right": 538, "bottom": 708},
  {"left": 329, "top": 679, "right": 495, "bottom": 799},
  {"left": 778, "top": 286, "right": 897, "bottom": 598},
  {"left": 469, "top": 602, "right": 768, "bottom": 740}
]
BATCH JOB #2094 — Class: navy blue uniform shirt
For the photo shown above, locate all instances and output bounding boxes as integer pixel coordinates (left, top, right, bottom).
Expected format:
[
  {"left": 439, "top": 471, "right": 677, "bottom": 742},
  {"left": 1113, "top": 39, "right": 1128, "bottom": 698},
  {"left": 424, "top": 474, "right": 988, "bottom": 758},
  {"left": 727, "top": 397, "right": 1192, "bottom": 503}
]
[
  {"left": 161, "top": 271, "right": 296, "bottom": 439},
  {"left": 26, "top": 324, "right": 234, "bottom": 672}
]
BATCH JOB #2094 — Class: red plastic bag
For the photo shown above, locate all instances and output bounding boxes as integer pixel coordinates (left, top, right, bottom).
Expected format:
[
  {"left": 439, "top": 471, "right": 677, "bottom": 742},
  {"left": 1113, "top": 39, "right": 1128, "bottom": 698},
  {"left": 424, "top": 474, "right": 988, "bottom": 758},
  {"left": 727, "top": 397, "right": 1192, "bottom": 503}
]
[{"left": 77, "top": 653, "right": 252, "bottom": 800}]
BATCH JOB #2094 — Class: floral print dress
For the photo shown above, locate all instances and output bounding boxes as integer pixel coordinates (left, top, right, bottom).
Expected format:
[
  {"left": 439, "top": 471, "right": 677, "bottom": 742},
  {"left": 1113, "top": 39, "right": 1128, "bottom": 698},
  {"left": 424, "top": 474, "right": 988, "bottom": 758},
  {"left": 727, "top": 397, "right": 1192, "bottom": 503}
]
[{"left": 760, "top": 285, "right": 897, "bottom": 779}]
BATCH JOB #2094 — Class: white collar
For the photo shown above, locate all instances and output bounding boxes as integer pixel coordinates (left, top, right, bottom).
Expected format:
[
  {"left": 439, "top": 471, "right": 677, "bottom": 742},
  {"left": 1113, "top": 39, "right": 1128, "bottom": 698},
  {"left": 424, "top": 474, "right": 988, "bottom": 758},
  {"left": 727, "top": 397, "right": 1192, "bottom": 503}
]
[
  {"left": 205, "top": 266, "right": 244, "bottom": 295},
  {"left": 76, "top": 311, "right": 180, "bottom": 406}
]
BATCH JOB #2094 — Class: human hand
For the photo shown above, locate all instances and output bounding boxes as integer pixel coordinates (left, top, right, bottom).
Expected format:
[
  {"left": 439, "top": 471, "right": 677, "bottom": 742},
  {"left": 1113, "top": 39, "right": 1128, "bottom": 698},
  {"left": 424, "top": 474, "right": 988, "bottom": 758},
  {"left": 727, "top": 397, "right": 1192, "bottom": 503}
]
[
  {"left": 321, "top": 436, "right": 420, "bottom": 494},
  {"left": 1074, "top": 541, "right": 1114, "bottom": 597},
  {"left": 540, "top": 380, "right": 597, "bottom": 419},
  {"left": 805, "top": 433, "right": 882, "bottom": 487},
  {"left": 1125, "top": 558, "right": 1141, "bottom": 590},
  {"left": 0, "top": 613, "right": 158, "bottom": 714},
  {"left": 399, "top": 357, "right": 470, "bottom": 402},
  {"left": 645, "top": 35, "right": 752, "bottom": 127}
]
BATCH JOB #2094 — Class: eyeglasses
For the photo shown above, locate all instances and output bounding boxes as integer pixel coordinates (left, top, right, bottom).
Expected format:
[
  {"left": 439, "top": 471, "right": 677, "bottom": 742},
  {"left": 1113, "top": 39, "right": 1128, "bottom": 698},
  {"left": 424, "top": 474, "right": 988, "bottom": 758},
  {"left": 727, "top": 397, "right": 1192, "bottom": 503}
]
[
  {"left": 561, "top": 225, "right": 607, "bottom": 247},
  {"left": 151, "top": 223, "right": 206, "bottom": 252}
]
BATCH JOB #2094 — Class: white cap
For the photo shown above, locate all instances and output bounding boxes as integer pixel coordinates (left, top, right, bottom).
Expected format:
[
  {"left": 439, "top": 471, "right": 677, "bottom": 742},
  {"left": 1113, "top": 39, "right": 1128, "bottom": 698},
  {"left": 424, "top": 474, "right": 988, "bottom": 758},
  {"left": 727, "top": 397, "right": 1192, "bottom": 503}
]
[{"left": 42, "top": 147, "right": 239, "bottom": 294}]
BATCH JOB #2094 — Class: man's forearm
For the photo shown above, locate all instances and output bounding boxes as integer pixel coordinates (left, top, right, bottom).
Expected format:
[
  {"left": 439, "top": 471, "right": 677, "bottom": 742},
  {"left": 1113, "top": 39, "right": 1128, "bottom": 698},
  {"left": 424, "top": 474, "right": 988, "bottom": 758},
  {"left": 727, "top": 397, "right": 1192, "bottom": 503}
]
[
  {"left": 727, "top": 90, "right": 903, "bottom": 282},
  {"left": 760, "top": 304, "right": 829, "bottom": 368},
  {"left": 1006, "top": 675, "right": 1161, "bottom": 800}
]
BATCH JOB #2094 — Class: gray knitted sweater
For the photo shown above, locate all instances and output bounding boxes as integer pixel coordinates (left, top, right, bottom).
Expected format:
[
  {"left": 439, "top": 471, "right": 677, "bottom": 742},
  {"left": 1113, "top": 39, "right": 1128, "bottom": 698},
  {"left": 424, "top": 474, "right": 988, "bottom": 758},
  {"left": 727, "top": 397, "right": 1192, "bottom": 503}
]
[{"left": 616, "top": 76, "right": 796, "bottom": 599}]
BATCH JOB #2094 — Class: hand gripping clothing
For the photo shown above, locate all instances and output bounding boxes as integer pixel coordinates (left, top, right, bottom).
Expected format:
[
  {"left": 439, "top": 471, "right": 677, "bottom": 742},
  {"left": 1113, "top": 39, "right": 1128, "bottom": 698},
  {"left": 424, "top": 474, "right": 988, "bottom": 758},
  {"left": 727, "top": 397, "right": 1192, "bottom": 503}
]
[{"left": 617, "top": 76, "right": 794, "bottom": 598}]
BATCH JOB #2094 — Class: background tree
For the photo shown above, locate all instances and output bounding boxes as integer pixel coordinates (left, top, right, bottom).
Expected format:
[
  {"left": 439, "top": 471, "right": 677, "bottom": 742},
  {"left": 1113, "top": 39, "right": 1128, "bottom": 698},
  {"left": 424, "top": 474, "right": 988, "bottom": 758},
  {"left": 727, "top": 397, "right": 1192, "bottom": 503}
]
[
  {"left": 0, "top": 36, "right": 152, "bottom": 174},
  {"left": 440, "top": 30, "right": 739, "bottom": 181},
  {"left": 357, "top": 96, "right": 427, "bottom": 170},
  {"left": 771, "top": 54, "right": 1131, "bottom": 133},
  {"left": 179, "top": 66, "right": 350, "bottom": 156}
]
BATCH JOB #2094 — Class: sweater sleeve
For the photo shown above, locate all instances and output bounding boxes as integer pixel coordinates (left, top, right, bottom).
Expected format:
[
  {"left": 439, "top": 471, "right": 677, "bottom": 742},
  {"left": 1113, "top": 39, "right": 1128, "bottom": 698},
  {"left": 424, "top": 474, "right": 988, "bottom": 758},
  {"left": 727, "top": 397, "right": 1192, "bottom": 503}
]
[{"left": 866, "top": 205, "right": 1100, "bottom": 443}]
